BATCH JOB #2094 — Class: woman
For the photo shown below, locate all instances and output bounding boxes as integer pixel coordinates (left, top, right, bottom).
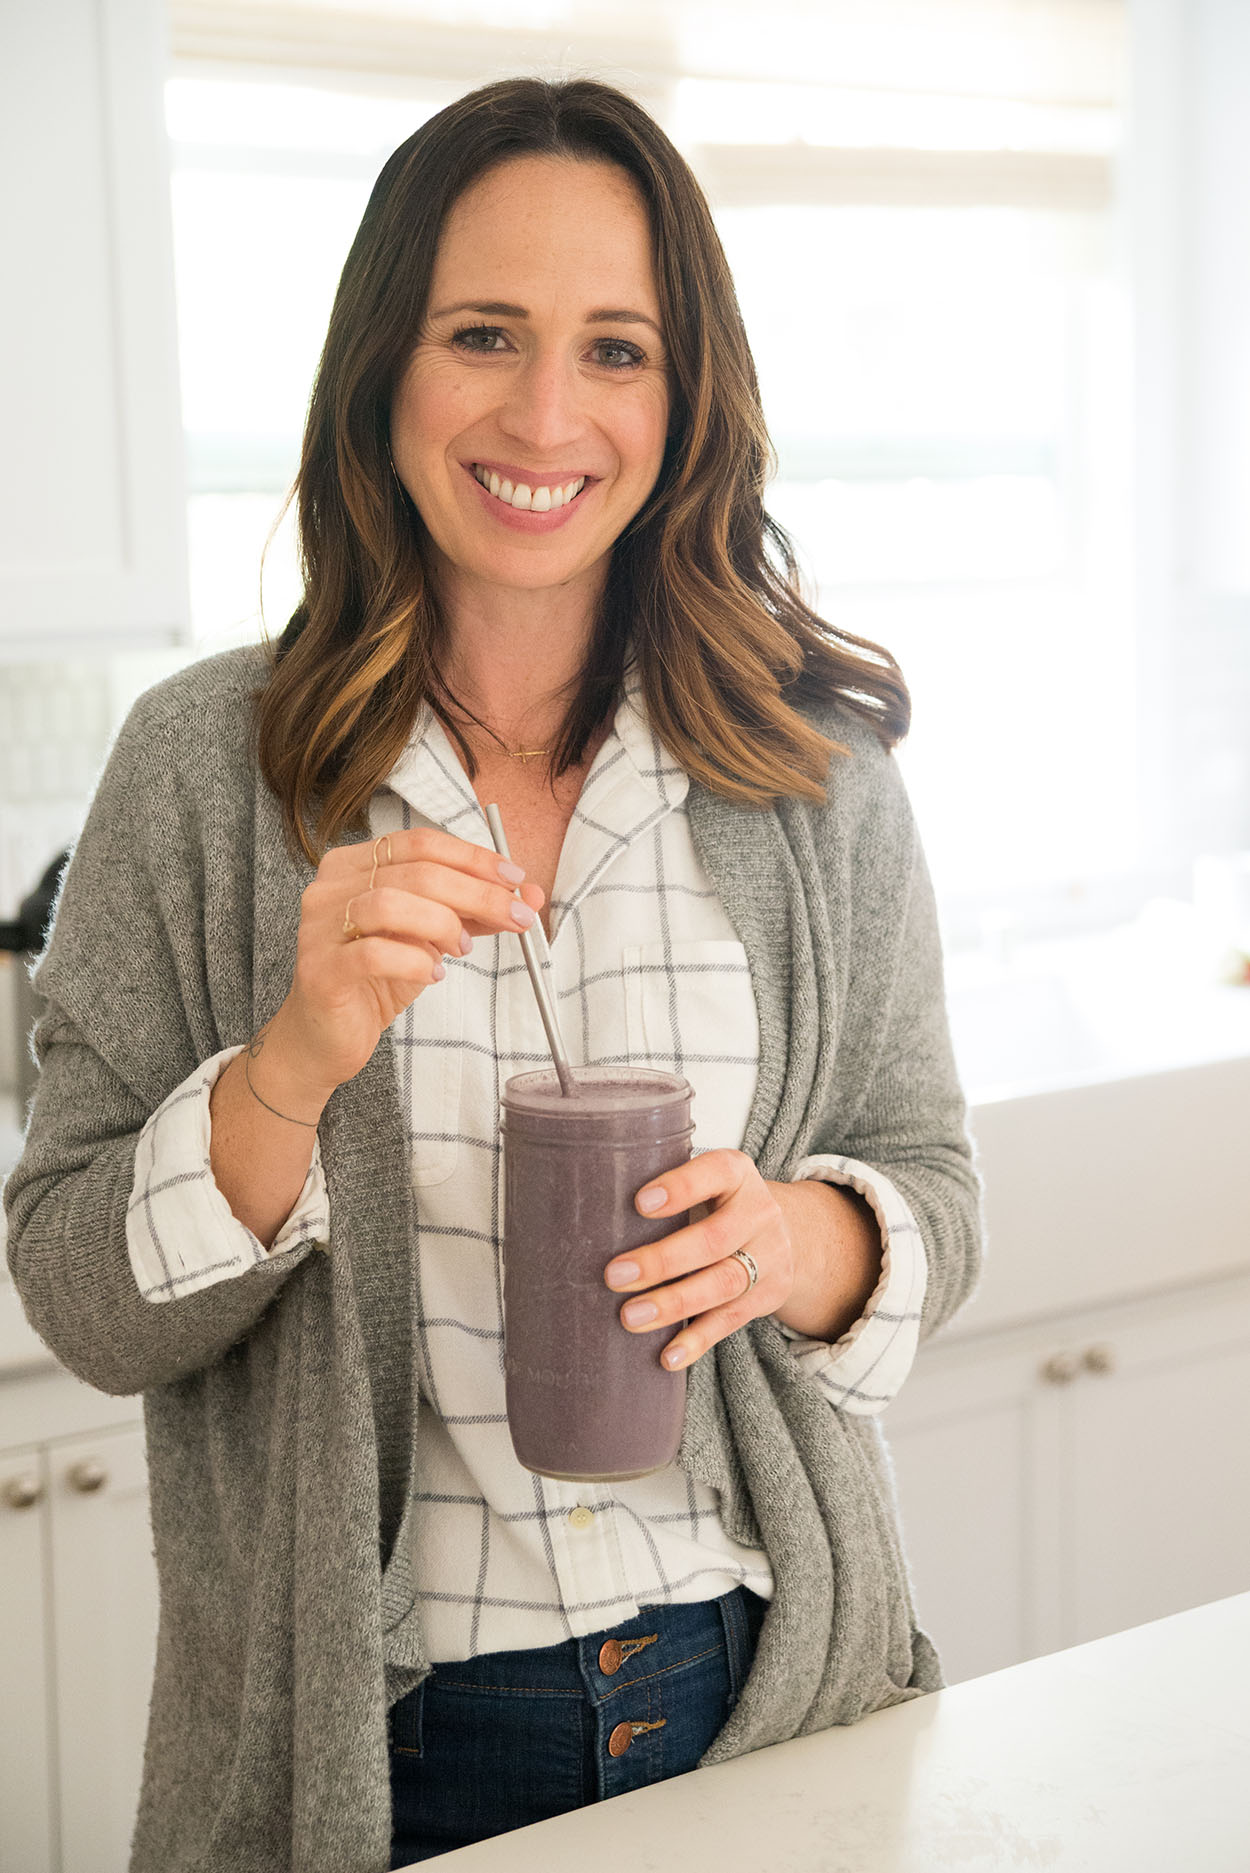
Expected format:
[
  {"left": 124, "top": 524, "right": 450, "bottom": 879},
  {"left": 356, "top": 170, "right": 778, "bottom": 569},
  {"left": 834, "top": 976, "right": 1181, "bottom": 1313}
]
[{"left": 3, "top": 76, "right": 983, "bottom": 1873}]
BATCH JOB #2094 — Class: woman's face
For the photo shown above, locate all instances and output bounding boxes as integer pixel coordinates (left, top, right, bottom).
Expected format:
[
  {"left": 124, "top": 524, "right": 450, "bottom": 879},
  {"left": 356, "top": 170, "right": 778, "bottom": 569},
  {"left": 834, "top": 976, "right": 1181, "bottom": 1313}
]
[{"left": 390, "top": 154, "right": 671, "bottom": 602}]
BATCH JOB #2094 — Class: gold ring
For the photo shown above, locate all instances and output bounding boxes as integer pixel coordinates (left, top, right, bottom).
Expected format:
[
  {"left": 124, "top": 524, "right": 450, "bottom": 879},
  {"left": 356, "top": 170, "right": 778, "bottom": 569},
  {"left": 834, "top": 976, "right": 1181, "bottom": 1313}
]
[{"left": 368, "top": 832, "right": 392, "bottom": 894}]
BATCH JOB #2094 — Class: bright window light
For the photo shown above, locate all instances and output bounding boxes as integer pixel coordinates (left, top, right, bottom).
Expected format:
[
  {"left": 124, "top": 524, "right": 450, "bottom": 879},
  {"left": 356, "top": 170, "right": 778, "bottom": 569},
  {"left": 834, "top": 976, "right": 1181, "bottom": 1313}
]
[
  {"left": 166, "top": 76, "right": 438, "bottom": 155},
  {"left": 673, "top": 78, "right": 1118, "bottom": 152}
]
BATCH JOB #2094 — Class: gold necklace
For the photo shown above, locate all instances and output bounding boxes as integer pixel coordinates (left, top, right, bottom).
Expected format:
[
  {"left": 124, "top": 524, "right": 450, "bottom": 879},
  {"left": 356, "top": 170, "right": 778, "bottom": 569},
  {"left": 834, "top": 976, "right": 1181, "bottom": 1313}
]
[{"left": 447, "top": 711, "right": 552, "bottom": 765}]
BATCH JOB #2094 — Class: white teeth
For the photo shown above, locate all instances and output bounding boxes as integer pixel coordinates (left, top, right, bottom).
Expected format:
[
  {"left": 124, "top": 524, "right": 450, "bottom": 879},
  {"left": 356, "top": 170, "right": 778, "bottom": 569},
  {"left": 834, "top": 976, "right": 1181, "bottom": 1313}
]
[{"left": 473, "top": 467, "right": 587, "bottom": 511}]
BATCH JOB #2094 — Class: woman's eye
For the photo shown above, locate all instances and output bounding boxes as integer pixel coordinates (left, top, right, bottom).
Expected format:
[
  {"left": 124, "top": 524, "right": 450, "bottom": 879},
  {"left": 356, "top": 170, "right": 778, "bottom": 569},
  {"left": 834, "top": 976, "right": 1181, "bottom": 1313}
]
[
  {"left": 593, "top": 339, "right": 645, "bottom": 370},
  {"left": 451, "top": 324, "right": 509, "bottom": 353}
]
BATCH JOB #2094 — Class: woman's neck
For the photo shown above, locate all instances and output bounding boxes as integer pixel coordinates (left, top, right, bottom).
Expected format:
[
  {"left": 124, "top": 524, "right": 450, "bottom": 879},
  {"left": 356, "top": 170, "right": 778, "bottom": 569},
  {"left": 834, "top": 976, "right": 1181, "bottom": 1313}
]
[{"left": 434, "top": 560, "right": 605, "bottom": 748}]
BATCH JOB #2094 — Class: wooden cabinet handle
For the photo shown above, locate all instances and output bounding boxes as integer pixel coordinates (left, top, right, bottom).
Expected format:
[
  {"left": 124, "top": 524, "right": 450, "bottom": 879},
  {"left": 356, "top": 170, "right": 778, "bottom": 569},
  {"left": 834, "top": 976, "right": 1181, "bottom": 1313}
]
[
  {"left": 2, "top": 1473, "right": 44, "bottom": 1510},
  {"left": 1082, "top": 1342, "right": 1116, "bottom": 1375},
  {"left": 1040, "top": 1350, "right": 1083, "bottom": 1384},
  {"left": 66, "top": 1458, "right": 109, "bottom": 1494}
]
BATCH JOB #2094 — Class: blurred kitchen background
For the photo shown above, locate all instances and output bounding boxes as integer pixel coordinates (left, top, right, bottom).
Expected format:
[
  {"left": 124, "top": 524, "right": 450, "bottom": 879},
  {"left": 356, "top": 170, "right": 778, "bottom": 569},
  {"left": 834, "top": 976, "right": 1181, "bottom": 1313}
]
[{"left": 2, "top": 5, "right": 1249, "bottom": 1871}]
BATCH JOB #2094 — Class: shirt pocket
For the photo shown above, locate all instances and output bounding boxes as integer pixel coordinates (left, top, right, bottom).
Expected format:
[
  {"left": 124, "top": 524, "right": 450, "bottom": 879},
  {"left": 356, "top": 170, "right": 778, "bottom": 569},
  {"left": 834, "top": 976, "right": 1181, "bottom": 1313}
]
[
  {"left": 620, "top": 939, "right": 760, "bottom": 1153},
  {"left": 397, "top": 958, "right": 466, "bottom": 1187}
]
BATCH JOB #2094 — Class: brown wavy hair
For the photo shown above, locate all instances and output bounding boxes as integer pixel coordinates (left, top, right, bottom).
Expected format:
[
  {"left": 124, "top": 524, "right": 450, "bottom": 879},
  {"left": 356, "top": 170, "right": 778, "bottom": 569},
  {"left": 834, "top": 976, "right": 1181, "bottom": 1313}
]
[{"left": 253, "top": 75, "right": 910, "bottom": 867}]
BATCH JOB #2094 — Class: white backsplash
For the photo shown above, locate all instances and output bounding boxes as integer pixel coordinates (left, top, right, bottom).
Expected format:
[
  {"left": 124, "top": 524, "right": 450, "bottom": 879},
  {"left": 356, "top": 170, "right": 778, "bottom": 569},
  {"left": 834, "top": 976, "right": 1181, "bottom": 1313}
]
[
  {"left": 0, "top": 648, "right": 202, "bottom": 1096},
  {"left": 0, "top": 649, "right": 200, "bottom": 920}
]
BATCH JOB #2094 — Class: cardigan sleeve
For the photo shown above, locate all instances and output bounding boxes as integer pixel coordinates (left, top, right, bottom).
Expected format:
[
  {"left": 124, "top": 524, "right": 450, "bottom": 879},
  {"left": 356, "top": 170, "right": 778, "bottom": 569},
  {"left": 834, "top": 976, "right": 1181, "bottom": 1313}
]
[
  {"left": 127, "top": 1045, "right": 330, "bottom": 1303},
  {"left": 771, "top": 1152, "right": 927, "bottom": 1414},
  {"left": 804, "top": 739, "right": 985, "bottom": 1351},
  {"left": 2, "top": 692, "right": 319, "bottom": 1396}
]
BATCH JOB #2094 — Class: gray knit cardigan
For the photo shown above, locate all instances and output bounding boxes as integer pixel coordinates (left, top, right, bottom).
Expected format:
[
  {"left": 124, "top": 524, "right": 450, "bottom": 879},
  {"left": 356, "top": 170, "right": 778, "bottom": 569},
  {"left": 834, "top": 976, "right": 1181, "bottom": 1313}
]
[{"left": 4, "top": 642, "right": 984, "bottom": 1873}]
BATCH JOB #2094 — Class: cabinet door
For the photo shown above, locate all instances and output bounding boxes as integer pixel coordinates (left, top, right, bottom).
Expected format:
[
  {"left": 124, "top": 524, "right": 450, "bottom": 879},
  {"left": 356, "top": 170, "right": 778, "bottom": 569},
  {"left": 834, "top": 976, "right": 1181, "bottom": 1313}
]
[
  {"left": 0, "top": 1444, "right": 55, "bottom": 1873},
  {"left": 47, "top": 1425, "right": 159, "bottom": 1873},
  {"left": 883, "top": 1272, "right": 1250, "bottom": 1689},
  {"left": 0, "top": 0, "right": 188, "bottom": 647},
  {"left": 1058, "top": 1278, "right": 1250, "bottom": 1648},
  {"left": 882, "top": 1336, "right": 1051, "bottom": 1685}
]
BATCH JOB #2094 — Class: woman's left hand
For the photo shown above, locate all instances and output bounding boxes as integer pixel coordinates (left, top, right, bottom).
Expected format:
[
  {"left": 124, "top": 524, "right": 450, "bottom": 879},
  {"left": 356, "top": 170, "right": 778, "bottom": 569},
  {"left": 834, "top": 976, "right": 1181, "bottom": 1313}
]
[
  {"left": 603, "top": 1149, "right": 798, "bottom": 1370},
  {"left": 605, "top": 1149, "right": 885, "bottom": 1369}
]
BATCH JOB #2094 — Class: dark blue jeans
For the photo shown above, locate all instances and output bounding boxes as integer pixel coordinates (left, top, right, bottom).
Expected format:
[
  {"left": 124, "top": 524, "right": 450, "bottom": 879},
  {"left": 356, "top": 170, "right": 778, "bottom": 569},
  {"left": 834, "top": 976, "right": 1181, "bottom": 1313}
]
[{"left": 388, "top": 1585, "right": 769, "bottom": 1867}]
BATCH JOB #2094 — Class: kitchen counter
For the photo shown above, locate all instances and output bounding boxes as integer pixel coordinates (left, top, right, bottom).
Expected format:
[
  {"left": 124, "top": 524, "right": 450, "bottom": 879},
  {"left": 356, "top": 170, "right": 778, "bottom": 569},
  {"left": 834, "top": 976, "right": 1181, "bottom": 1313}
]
[{"left": 418, "top": 1591, "right": 1250, "bottom": 1872}]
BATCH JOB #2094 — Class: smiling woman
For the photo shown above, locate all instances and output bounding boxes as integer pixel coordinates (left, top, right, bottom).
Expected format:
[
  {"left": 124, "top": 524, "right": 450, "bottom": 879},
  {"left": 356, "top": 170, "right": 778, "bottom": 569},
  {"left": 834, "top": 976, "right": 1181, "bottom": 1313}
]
[{"left": 2, "top": 72, "right": 984, "bottom": 1873}]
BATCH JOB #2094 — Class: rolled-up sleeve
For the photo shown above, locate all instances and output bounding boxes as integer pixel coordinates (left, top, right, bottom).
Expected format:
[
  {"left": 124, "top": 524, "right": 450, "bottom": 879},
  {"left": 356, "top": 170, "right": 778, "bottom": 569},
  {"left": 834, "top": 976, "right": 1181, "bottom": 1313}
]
[
  {"left": 771, "top": 1154, "right": 926, "bottom": 1415},
  {"left": 128, "top": 1044, "right": 331, "bottom": 1303}
]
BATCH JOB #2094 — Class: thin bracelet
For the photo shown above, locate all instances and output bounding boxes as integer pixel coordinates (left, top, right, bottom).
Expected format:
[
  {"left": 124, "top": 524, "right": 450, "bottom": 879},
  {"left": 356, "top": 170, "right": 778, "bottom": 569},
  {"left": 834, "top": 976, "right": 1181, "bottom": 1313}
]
[{"left": 243, "top": 1032, "right": 321, "bottom": 1128}]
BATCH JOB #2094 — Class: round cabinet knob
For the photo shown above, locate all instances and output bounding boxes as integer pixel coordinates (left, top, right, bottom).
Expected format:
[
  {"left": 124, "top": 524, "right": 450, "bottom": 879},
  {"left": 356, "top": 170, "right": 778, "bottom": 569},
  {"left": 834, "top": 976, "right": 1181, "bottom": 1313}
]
[
  {"left": 3, "top": 1473, "right": 44, "bottom": 1510},
  {"left": 1083, "top": 1342, "right": 1116, "bottom": 1376},
  {"left": 67, "top": 1458, "right": 108, "bottom": 1494},
  {"left": 1040, "top": 1349, "right": 1083, "bottom": 1385}
]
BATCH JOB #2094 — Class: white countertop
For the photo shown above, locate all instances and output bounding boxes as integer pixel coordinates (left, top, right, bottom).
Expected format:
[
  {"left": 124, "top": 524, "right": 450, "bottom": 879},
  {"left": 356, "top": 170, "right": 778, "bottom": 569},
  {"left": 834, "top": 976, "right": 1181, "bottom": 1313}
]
[{"left": 419, "top": 1592, "right": 1250, "bottom": 1872}]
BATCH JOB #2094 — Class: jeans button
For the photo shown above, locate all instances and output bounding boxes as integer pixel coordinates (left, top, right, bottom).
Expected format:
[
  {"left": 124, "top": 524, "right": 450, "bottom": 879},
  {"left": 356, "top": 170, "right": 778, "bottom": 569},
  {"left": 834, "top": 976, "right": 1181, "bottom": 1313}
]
[
  {"left": 599, "top": 1639, "right": 623, "bottom": 1674},
  {"left": 608, "top": 1722, "right": 634, "bottom": 1757}
]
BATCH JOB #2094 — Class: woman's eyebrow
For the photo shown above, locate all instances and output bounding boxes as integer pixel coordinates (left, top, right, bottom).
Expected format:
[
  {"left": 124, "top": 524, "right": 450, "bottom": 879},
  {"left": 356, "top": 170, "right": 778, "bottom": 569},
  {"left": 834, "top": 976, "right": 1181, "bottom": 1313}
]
[{"left": 430, "top": 299, "right": 663, "bottom": 337}]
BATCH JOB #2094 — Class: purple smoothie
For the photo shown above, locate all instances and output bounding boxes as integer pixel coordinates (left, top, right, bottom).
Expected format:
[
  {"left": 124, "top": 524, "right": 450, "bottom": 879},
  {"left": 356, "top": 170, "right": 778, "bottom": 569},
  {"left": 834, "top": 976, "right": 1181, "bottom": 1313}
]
[{"left": 500, "top": 1066, "right": 694, "bottom": 1482}]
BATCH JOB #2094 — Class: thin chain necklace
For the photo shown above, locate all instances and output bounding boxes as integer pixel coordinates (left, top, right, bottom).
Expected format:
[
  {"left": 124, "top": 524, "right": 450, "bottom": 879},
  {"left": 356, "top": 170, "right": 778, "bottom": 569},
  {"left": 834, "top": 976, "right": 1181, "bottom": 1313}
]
[{"left": 453, "top": 716, "right": 549, "bottom": 765}]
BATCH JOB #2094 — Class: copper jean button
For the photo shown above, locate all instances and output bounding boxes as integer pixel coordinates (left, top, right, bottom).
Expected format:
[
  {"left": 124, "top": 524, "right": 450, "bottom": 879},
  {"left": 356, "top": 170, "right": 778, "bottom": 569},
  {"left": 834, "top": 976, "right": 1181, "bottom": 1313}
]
[
  {"left": 608, "top": 1721, "right": 634, "bottom": 1757},
  {"left": 599, "top": 1639, "right": 623, "bottom": 1675}
]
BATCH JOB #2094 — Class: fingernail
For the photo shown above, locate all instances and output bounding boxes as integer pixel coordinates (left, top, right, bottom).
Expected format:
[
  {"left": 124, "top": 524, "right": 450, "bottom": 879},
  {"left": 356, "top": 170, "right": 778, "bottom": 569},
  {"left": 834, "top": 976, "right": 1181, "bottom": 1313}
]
[
  {"left": 459, "top": 930, "right": 474, "bottom": 955},
  {"left": 511, "top": 902, "right": 536, "bottom": 928},
  {"left": 498, "top": 860, "right": 526, "bottom": 884},
  {"left": 637, "top": 1187, "right": 666, "bottom": 1213},
  {"left": 432, "top": 961, "right": 446, "bottom": 981},
  {"left": 606, "top": 1259, "right": 640, "bottom": 1289},
  {"left": 663, "top": 1344, "right": 688, "bottom": 1369},
  {"left": 622, "top": 1299, "right": 658, "bottom": 1326}
]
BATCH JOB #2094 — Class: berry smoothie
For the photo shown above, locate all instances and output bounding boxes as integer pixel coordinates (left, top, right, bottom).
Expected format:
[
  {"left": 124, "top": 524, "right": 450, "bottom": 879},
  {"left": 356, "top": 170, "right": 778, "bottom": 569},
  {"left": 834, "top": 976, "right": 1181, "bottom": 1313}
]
[{"left": 500, "top": 1066, "right": 694, "bottom": 1481}]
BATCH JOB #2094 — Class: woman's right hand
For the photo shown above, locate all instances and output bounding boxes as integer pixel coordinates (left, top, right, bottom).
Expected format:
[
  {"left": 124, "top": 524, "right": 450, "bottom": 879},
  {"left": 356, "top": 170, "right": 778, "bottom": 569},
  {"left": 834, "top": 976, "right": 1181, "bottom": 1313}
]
[{"left": 261, "top": 827, "right": 546, "bottom": 1102}]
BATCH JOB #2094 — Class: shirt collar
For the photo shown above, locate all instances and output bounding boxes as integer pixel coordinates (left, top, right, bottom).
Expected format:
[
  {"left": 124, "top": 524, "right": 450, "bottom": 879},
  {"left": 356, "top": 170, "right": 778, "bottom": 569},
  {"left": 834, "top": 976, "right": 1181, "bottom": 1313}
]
[{"left": 381, "top": 651, "right": 688, "bottom": 833}]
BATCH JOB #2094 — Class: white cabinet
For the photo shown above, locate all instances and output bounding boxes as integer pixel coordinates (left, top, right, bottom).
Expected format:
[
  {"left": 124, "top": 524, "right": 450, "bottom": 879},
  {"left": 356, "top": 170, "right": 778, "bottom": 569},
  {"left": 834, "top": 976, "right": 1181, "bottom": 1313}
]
[
  {"left": 880, "top": 1335, "right": 1037, "bottom": 1685},
  {"left": 0, "top": 1386, "right": 156, "bottom": 1873},
  {"left": 0, "top": 1443, "right": 56, "bottom": 1873},
  {"left": 884, "top": 1270, "right": 1250, "bottom": 1686},
  {"left": 0, "top": 0, "right": 189, "bottom": 650},
  {"left": 48, "top": 1426, "right": 159, "bottom": 1873}
]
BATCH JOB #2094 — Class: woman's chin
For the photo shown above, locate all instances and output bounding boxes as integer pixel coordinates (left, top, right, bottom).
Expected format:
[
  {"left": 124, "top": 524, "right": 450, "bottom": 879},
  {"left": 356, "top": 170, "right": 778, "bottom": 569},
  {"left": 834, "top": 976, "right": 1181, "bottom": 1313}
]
[{"left": 438, "top": 538, "right": 609, "bottom": 596}]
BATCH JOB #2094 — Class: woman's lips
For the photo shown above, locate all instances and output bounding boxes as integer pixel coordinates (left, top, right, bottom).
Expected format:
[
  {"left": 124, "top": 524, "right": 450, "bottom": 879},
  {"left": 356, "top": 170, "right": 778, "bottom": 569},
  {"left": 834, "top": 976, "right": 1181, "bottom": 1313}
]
[
  {"left": 472, "top": 462, "right": 588, "bottom": 510},
  {"left": 462, "top": 461, "right": 592, "bottom": 532}
]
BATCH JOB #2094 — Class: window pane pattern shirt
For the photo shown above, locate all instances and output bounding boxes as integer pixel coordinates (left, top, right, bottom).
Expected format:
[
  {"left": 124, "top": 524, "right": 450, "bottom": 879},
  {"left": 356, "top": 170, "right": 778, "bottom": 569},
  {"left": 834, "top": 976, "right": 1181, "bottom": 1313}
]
[{"left": 125, "top": 662, "right": 928, "bottom": 1661}]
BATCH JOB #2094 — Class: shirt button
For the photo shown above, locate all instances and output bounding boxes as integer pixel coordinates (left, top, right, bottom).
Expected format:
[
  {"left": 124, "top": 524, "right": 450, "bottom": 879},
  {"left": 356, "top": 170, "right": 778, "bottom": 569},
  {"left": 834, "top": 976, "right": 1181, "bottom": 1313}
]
[
  {"left": 608, "top": 1722, "right": 634, "bottom": 1757},
  {"left": 568, "top": 1506, "right": 595, "bottom": 1530}
]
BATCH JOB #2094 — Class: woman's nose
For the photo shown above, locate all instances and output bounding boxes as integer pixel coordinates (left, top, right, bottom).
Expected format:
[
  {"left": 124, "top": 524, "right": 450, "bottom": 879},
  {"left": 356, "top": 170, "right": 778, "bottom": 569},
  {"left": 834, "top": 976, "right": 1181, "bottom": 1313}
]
[{"left": 497, "top": 350, "right": 585, "bottom": 456}]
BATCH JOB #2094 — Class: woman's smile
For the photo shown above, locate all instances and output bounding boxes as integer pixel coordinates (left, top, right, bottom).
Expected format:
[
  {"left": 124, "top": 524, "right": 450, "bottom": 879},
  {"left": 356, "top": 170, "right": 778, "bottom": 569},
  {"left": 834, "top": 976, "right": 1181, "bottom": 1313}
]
[{"left": 464, "top": 459, "right": 593, "bottom": 531}]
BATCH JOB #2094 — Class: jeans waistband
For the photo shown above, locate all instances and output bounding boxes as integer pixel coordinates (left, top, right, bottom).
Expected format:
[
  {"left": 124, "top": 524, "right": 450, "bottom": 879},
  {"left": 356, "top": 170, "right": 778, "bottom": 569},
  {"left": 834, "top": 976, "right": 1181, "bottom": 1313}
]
[{"left": 419, "top": 1585, "right": 768, "bottom": 1701}]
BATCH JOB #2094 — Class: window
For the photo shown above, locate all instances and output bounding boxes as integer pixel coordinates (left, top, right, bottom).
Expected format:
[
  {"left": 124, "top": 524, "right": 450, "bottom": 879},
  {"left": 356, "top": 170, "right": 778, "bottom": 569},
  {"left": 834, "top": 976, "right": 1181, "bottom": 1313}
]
[{"left": 168, "top": 77, "right": 442, "bottom": 650}]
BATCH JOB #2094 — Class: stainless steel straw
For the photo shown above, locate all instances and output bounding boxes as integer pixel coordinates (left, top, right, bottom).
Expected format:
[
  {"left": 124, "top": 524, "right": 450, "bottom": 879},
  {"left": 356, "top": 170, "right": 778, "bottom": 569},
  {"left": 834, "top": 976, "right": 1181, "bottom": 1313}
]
[{"left": 484, "top": 803, "right": 577, "bottom": 1097}]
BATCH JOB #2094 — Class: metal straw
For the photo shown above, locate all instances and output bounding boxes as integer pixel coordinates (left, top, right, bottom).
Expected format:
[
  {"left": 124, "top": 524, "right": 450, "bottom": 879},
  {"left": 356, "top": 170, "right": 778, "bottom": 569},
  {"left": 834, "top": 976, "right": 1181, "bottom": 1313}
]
[{"left": 484, "top": 803, "right": 577, "bottom": 1098}]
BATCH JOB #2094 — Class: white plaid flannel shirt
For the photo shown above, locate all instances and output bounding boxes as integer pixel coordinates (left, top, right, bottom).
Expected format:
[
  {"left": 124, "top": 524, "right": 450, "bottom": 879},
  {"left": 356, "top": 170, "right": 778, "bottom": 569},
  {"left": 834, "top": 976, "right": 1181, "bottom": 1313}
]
[{"left": 126, "top": 662, "right": 927, "bottom": 1658}]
